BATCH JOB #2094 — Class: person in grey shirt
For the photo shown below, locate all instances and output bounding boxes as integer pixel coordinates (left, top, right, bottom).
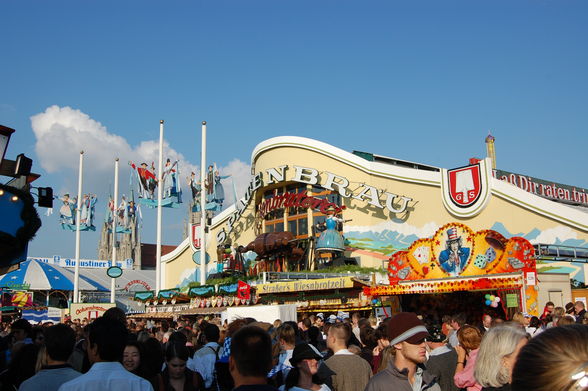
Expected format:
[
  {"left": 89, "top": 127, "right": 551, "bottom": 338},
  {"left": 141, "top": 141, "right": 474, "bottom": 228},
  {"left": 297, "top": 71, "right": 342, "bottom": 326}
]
[
  {"left": 426, "top": 325, "right": 459, "bottom": 391},
  {"left": 19, "top": 324, "right": 81, "bottom": 391}
]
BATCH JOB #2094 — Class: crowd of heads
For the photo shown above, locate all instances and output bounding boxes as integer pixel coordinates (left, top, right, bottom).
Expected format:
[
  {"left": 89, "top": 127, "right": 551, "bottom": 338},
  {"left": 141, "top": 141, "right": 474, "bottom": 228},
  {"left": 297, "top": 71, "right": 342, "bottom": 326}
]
[{"left": 0, "top": 301, "right": 585, "bottom": 391}]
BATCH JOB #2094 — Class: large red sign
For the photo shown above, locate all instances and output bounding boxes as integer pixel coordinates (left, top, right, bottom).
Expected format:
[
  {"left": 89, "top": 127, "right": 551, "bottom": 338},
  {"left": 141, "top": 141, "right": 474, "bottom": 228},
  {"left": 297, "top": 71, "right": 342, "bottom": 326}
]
[
  {"left": 448, "top": 164, "right": 482, "bottom": 208},
  {"left": 237, "top": 280, "right": 251, "bottom": 300}
]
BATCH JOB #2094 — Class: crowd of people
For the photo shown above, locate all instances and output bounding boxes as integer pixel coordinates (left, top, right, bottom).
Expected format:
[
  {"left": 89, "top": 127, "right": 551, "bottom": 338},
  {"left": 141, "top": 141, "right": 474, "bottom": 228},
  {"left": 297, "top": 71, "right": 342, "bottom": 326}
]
[{"left": 0, "top": 301, "right": 586, "bottom": 391}]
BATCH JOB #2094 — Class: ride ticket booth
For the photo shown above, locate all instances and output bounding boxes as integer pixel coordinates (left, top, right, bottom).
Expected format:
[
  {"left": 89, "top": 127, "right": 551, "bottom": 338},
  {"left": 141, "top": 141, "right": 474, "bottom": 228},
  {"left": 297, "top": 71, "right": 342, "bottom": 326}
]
[{"left": 364, "top": 222, "right": 538, "bottom": 321}]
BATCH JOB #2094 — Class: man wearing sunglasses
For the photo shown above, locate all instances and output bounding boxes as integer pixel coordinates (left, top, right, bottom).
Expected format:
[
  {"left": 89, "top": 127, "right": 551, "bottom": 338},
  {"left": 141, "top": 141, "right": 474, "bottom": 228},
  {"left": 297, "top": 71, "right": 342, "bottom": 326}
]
[{"left": 365, "top": 312, "right": 441, "bottom": 391}]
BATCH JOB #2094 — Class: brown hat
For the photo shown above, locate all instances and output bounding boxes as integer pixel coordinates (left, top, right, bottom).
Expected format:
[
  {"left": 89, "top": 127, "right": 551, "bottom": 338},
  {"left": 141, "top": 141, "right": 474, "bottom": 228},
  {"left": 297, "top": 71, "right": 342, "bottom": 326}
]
[{"left": 388, "top": 312, "right": 429, "bottom": 345}]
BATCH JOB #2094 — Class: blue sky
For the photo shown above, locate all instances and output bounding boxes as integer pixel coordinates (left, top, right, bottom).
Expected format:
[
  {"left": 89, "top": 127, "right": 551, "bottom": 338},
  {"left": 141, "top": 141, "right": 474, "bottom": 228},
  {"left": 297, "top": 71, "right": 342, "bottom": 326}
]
[{"left": 1, "top": 1, "right": 587, "bottom": 259}]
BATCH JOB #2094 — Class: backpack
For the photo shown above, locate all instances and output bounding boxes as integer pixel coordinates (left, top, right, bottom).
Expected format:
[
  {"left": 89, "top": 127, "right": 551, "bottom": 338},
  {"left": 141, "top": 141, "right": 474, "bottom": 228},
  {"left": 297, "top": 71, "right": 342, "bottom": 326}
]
[{"left": 206, "top": 346, "right": 221, "bottom": 391}]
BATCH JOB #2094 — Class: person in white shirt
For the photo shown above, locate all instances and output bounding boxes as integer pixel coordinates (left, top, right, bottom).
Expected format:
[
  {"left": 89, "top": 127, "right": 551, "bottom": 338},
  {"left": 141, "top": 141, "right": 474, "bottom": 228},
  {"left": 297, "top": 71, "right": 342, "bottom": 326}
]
[
  {"left": 58, "top": 317, "right": 153, "bottom": 391},
  {"left": 188, "top": 323, "right": 222, "bottom": 389}
]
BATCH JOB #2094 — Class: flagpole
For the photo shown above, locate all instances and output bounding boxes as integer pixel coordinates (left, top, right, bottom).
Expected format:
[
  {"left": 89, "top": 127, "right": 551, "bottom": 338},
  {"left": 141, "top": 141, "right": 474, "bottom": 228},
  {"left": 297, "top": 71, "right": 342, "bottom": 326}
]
[
  {"left": 156, "top": 120, "right": 164, "bottom": 295},
  {"left": 111, "top": 158, "right": 119, "bottom": 304},
  {"left": 73, "top": 151, "right": 84, "bottom": 303},
  {"left": 199, "top": 121, "right": 207, "bottom": 285}
]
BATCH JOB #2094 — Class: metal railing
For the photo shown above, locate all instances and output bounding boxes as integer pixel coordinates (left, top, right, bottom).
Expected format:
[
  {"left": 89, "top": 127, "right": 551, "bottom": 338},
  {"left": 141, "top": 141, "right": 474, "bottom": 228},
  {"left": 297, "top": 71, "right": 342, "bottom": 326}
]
[{"left": 534, "top": 243, "right": 588, "bottom": 263}]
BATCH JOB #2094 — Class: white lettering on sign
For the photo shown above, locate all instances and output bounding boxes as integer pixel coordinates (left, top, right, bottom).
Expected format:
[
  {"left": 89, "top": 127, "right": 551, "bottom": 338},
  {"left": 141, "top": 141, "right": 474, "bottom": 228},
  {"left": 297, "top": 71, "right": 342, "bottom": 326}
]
[
  {"left": 28, "top": 256, "right": 133, "bottom": 269},
  {"left": 217, "top": 165, "right": 414, "bottom": 245}
]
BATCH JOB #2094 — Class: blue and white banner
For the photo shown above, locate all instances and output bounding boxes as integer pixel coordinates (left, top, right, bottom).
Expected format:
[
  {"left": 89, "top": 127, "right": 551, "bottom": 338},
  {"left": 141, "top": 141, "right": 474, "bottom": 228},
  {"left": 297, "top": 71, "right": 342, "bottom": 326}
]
[{"left": 28, "top": 256, "right": 134, "bottom": 270}]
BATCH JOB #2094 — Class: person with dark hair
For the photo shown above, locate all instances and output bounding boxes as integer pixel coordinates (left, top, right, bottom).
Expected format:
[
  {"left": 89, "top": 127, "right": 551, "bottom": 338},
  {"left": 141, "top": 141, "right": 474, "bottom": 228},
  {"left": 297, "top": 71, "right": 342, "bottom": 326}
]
[
  {"left": 19, "top": 324, "right": 81, "bottom": 391},
  {"left": 156, "top": 342, "right": 203, "bottom": 391},
  {"left": 370, "top": 318, "right": 390, "bottom": 372},
  {"left": 574, "top": 301, "right": 586, "bottom": 323},
  {"left": 9, "top": 319, "right": 33, "bottom": 358},
  {"left": 31, "top": 326, "right": 45, "bottom": 346},
  {"left": 478, "top": 314, "right": 492, "bottom": 335},
  {"left": 229, "top": 326, "right": 278, "bottom": 391},
  {"left": 448, "top": 313, "right": 466, "bottom": 348},
  {"left": 565, "top": 302, "right": 575, "bottom": 315},
  {"left": 0, "top": 342, "right": 39, "bottom": 390},
  {"left": 359, "top": 326, "right": 377, "bottom": 366},
  {"left": 512, "top": 324, "right": 588, "bottom": 391},
  {"left": 324, "top": 323, "right": 372, "bottom": 391},
  {"left": 273, "top": 323, "right": 296, "bottom": 378},
  {"left": 540, "top": 301, "right": 555, "bottom": 320},
  {"left": 525, "top": 316, "right": 542, "bottom": 337},
  {"left": 298, "top": 318, "right": 312, "bottom": 343},
  {"left": 103, "top": 307, "right": 127, "bottom": 324},
  {"left": 188, "top": 323, "right": 221, "bottom": 390},
  {"left": 68, "top": 324, "right": 91, "bottom": 373},
  {"left": 59, "top": 317, "right": 153, "bottom": 391},
  {"left": 307, "top": 327, "right": 325, "bottom": 353},
  {"left": 142, "top": 337, "right": 165, "bottom": 388},
  {"left": 124, "top": 341, "right": 144, "bottom": 376},
  {"left": 281, "top": 344, "right": 330, "bottom": 391}
]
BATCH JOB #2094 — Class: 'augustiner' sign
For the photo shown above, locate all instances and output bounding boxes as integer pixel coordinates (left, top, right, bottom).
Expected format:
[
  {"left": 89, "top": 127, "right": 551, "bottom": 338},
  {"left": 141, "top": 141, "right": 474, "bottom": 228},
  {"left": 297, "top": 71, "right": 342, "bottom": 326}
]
[{"left": 217, "top": 165, "right": 413, "bottom": 244}]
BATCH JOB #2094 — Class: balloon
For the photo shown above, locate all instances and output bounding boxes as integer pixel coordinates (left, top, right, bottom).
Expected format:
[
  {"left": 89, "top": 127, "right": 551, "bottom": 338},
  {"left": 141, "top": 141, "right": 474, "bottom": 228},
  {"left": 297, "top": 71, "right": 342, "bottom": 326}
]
[
  {"left": 491, "top": 302, "right": 499, "bottom": 307},
  {"left": 485, "top": 300, "right": 492, "bottom": 306},
  {"left": 495, "top": 297, "right": 501, "bottom": 303},
  {"left": 485, "top": 294, "right": 491, "bottom": 300},
  {"left": 490, "top": 295, "right": 495, "bottom": 301}
]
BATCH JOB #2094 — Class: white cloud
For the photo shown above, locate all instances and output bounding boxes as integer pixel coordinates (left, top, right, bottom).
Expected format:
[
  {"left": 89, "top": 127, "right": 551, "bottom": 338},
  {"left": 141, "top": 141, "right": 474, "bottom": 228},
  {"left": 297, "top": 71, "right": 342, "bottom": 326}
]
[
  {"left": 344, "top": 220, "right": 439, "bottom": 238},
  {"left": 216, "top": 159, "right": 252, "bottom": 205},
  {"left": 30, "top": 105, "right": 250, "bottom": 201}
]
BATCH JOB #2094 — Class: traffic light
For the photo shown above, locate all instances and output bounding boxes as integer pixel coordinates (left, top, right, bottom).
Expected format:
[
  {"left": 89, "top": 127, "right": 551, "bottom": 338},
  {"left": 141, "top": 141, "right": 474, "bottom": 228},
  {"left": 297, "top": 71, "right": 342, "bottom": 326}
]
[{"left": 38, "top": 187, "right": 53, "bottom": 208}]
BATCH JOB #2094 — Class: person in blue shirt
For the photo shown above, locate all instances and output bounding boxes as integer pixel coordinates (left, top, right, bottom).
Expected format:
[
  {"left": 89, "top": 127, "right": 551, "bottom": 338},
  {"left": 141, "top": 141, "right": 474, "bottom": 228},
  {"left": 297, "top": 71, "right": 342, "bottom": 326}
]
[{"left": 188, "top": 323, "right": 222, "bottom": 389}]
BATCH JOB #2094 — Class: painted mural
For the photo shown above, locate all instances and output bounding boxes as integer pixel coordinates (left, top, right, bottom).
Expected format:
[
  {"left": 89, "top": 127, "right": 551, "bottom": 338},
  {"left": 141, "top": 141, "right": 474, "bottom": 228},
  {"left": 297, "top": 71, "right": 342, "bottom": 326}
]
[
  {"left": 362, "top": 222, "right": 539, "bottom": 315},
  {"left": 489, "top": 222, "right": 588, "bottom": 284},
  {"left": 344, "top": 220, "right": 588, "bottom": 284}
]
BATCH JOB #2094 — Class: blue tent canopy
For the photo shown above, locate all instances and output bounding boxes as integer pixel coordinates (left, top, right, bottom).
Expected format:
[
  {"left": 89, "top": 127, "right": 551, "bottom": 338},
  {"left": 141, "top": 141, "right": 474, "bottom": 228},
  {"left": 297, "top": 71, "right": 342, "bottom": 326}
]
[{"left": 0, "top": 259, "right": 108, "bottom": 291}]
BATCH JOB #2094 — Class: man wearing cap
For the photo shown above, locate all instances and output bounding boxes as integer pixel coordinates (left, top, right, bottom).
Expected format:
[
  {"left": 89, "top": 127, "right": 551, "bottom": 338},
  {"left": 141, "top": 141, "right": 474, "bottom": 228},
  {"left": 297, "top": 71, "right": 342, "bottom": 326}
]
[
  {"left": 324, "top": 323, "right": 372, "bottom": 391},
  {"left": 425, "top": 324, "right": 459, "bottom": 391},
  {"left": 365, "top": 313, "right": 440, "bottom": 391}
]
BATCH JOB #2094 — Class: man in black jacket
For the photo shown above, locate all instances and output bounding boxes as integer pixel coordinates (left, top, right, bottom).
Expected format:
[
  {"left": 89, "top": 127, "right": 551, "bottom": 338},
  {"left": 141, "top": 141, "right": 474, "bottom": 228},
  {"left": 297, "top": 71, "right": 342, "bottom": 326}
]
[{"left": 426, "top": 324, "right": 459, "bottom": 391}]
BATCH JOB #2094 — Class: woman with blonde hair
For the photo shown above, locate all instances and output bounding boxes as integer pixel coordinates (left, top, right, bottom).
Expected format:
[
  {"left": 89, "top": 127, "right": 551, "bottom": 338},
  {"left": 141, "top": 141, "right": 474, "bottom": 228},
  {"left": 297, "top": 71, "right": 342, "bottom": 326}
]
[
  {"left": 474, "top": 324, "right": 528, "bottom": 391},
  {"left": 512, "top": 324, "right": 588, "bottom": 391},
  {"left": 454, "top": 325, "right": 483, "bottom": 391}
]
